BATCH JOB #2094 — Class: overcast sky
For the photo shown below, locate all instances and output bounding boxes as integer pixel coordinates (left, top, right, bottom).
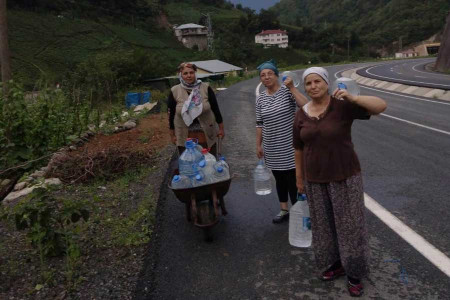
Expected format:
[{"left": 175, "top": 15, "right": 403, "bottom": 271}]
[{"left": 228, "top": 0, "right": 280, "bottom": 12}]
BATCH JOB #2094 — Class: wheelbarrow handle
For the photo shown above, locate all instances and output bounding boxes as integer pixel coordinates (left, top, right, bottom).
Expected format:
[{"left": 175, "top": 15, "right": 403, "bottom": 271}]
[{"left": 217, "top": 136, "right": 223, "bottom": 158}]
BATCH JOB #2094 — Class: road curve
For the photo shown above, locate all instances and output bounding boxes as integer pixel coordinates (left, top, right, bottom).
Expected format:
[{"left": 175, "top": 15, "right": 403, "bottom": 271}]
[{"left": 356, "top": 58, "right": 450, "bottom": 90}]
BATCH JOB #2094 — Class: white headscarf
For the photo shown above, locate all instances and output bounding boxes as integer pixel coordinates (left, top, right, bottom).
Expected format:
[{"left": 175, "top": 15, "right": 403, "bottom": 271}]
[{"left": 302, "top": 67, "right": 330, "bottom": 86}]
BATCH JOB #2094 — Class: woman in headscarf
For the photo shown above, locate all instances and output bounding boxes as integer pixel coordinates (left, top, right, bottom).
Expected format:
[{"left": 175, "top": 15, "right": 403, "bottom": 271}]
[
  {"left": 168, "top": 62, "right": 224, "bottom": 155},
  {"left": 255, "top": 59, "right": 308, "bottom": 223},
  {"left": 293, "top": 67, "right": 387, "bottom": 297}
]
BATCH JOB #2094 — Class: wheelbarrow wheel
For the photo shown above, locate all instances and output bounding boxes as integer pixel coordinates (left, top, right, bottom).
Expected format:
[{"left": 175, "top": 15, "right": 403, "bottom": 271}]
[{"left": 203, "top": 227, "right": 213, "bottom": 242}]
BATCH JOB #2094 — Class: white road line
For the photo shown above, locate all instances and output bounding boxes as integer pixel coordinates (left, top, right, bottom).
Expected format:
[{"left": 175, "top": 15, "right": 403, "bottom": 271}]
[
  {"left": 256, "top": 82, "right": 262, "bottom": 98},
  {"left": 360, "top": 85, "right": 450, "bottom": 106},
  {"left": 365, "top": 194, "right": 450, "bottom": 277},
  {"left": 414, "top": 75, "right": 427, "bottom": 78},
  {"left": 365, "top": 65, "right": 450, "bottom": 88},
  {"left": 381, "top": 113, "right": 450, "bottom": 136}
]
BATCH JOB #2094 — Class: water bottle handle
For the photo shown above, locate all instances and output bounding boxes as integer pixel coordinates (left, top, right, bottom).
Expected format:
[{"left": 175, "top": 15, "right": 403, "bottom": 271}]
[{"left": 297, "top": 192, "right": 306, "bottom": 201}]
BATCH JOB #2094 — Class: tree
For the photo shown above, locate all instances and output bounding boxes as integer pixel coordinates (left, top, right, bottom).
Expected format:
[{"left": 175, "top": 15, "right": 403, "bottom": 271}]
[
  {"left": 0, "top": 0, "right": 12, "bottom": 94},
  {"left": 436, "top": 11, "right": 450, "bottom": 72}
]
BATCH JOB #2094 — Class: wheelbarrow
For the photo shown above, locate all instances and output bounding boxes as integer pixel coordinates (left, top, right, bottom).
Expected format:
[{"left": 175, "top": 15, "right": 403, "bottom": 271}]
[{"left": 168, "top": 138, "right": 231, "bottom": 241}]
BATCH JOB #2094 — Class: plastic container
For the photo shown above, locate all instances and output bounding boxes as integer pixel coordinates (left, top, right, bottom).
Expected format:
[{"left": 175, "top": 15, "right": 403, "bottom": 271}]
[
  {"left": 198, "top": 159, "right": 214, "bottom": 181},
  {"left": 179, "top": 139, "right": 204, "bottom": 178},
  {"left": 191, "top": 171, "right": 208, "bottom": 187},
  {"left": 211, "top": 165, "right": 229, "bottom": 183},
  {"left": 253, "top": 159, "right": 272, "bottom": 195},
  {"left": 331, "top": 77, "right": 360, "bottom": 96},
  {"left": 289, "top": 193, "right": 312, "bottom": 248},
  {"left": 281, "top": 71, "right": 300, "bottom": 87},
  {"left": 217, "top": 156, "right": 229, "bottom": 169},
  {"left": 201, "top": 148, "right": 216, "bottom": 164},
  {"left": 171, "top": 175, "right": 191, "bottom": 189}
]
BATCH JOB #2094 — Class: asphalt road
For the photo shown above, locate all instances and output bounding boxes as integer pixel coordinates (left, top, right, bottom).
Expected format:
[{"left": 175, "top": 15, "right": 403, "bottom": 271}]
[
  {"left": 136, "top": 63, "right": 450, "bottom": 299},
  {"left": 356, "top": 58, "right": 450, "bottom": 90}
]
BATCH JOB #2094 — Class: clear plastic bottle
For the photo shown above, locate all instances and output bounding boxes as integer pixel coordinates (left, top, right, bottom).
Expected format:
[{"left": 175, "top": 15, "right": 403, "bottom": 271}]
[
  {"left": 201, "top": 148, "right": 216, "bottom": 164},
  {"left": 179, "top": 139, "right": 204, "bottom": 177},
  {"left": 289, "top": 193, "right": 312, "bottom": 248},
  {"left": 171, "top": 174, "right": 191, "bottom": 189},
  {"left": 281, "top": 71, "right": 300, "bottom": 87},
  {"left": 191, "top": 171, "right": 208, "bottom": 187},
  {"left": 331, "top": 77, "right": 360, "bottom": 96},
  {"left": 211, "top": 165, "right": 229, "bottom": 182},
  {"left": 253, "top": 159, "right": 272, "bottom": 195}
]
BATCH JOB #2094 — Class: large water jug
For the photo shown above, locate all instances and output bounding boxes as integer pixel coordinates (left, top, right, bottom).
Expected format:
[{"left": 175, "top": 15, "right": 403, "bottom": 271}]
[
  {"left": 281, "top": 71, "right": 300, "bottom": 87},
  {"left": 331, "top": 77, "right": 360, "bottom": 96},
  {"left": 253, "top": 159, "right": 272, "bottom": 195},
  {"left": 192, "top": 171, "right": 208, "bottom": 187},
  {"left": 198, "top": 159, "right": 214, "bottom": 181},
  {"left": 211, "top": 165, "right": 230, "bottom": 183},
  {"left": 201, "top": 148, "right": 216, "bottom": 164},
  {"left": 289, "top": 193, "right": 312, "bottom": 248},
  {"left": 179, "top": 139, "right": 204, "bottom": 177},
  {"left": 171, "top": 174, "right": 191, "bottom": 189}
]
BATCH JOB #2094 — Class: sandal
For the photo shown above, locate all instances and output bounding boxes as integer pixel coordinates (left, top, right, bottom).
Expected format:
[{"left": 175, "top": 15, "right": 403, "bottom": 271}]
[
  {"left": 320, "top": 266, "right": 346, "bottom": 281},
  {"left": 347, "top": 280, "right": 364, "bottom": 297}
]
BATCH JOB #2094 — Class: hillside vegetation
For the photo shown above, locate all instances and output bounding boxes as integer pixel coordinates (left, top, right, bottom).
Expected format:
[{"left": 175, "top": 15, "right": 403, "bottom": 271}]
[{"left": 270, "top": 0, "right": 450, "bottom": 55}]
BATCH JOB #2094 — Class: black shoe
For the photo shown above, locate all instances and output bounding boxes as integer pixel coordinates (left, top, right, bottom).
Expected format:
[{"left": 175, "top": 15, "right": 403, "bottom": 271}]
[{"left": 272, "top": 210, "right": 289, "bottom": 223}]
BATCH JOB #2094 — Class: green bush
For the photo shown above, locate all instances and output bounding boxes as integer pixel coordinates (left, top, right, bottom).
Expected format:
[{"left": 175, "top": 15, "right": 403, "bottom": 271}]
[{"left": 0, "top": 82, "right": 91, "bottom": 171}]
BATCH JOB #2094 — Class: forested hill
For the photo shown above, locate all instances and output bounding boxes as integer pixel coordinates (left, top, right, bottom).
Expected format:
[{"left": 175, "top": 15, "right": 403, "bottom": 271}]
[{"left": 270, "top": 0, "right": 449, "bottom": 51}]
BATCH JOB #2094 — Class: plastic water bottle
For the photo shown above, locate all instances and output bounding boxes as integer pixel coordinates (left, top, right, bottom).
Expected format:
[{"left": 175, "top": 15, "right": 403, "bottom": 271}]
[
  {"left": 171, "top": 175, "right": 191, "bottom": 189},
  {"left": 179, "top": 139, "right": 204, "bottom": 177},
  {"left": 253, "top": 159, "right": 272, "bottom": 195},
  {"left": 217, "top": 156, "right": 229, "bottom": 169},
  {"left": 211, "top": 165, "right": 229, "bottom": 182},
  {"left": 289, "top": 193, "right": 312, "bottom": 248},
  {"left": 281, "top": 71, "right": 300, "bottom": 87},
  {"left": 192, "top": 171, "right": 208, "bottom": 187},
  {"left": 331, "top": 77, "right": 360, "bottom": 96},
  {"left": 201, "top": 148, "right": 216, "bottom": 164}
]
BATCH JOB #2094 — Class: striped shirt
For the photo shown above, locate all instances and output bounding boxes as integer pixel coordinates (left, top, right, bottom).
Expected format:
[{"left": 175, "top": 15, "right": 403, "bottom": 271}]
[{"left": 256, "top": 85, "right": 297, "bottom": 170}]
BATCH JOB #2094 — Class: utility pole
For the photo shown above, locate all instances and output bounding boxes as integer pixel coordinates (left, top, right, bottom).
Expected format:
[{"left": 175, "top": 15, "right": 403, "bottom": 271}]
[
  {"left": 204, "top": 13, "right": 214, "bottom": 53},
  {"left": 0, "top": 0, "right": 12, "bottom": 94}
]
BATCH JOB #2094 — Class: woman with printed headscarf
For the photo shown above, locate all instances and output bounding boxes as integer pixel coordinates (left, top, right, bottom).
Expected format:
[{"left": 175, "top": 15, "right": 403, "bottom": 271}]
[
  {"left": 255, "top": 59, "right": 308, "bottom": 223},
  {"left": 293, "top": 67, "right": 386, "bottom": 297},
  {"left": 168, "top": 62, "right": 224, "bottom": 155}
]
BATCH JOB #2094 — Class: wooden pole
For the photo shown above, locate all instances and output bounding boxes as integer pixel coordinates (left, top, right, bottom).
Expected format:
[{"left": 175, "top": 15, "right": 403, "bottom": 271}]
[{"left": 0, "top": 0, "right": 12, "bottom": 94}]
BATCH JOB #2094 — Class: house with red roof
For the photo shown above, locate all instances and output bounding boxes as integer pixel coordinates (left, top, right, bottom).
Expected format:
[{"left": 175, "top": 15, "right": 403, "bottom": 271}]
[{"left": 255, "top": 29, "right": 288, "bottom": 48}]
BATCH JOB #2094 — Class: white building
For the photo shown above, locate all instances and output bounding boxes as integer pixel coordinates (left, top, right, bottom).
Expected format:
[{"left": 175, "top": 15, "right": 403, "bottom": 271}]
[
  {"left": 255, "top": 29, "right": 288, "bottom": 48},
  {"left": 174, "top": 23, "right": 208, "bottom": 51}
]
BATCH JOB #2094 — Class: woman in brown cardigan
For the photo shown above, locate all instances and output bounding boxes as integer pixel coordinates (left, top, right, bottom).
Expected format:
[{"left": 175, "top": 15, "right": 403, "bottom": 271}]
[
  {"left": 293, "top": 67, "right": 386, "bottom": 297},
  {"left": 167, "top": 63, "right": 225, "bottom": 155}
]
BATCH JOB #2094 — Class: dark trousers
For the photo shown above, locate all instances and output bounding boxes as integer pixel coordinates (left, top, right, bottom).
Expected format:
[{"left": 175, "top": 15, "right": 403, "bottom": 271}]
[{"left": 271, "top": 169, "right": 297, "bottom": 205}]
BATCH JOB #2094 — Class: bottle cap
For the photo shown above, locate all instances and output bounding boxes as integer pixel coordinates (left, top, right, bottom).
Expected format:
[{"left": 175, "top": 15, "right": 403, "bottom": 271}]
[
  {"left": 217, "top": 166, "right": 223, "bottom": 173},
  {"left": 201, "top": 148, "right": 209, "bottom": 154},
  {"left": 185, "top": 139, "right": 194, "bottom": 148},
  {"left": 219, "top": 156, "right": 226, "bottom": 161},
  {"left": 195, "top": 174, "right": 203, "bottom": 181},
  {"left": 173, "top": 175, "right": 180, "bottom": 182},
  {"left": 199, "top": 160, "right": 206, "bottom": 168}
]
